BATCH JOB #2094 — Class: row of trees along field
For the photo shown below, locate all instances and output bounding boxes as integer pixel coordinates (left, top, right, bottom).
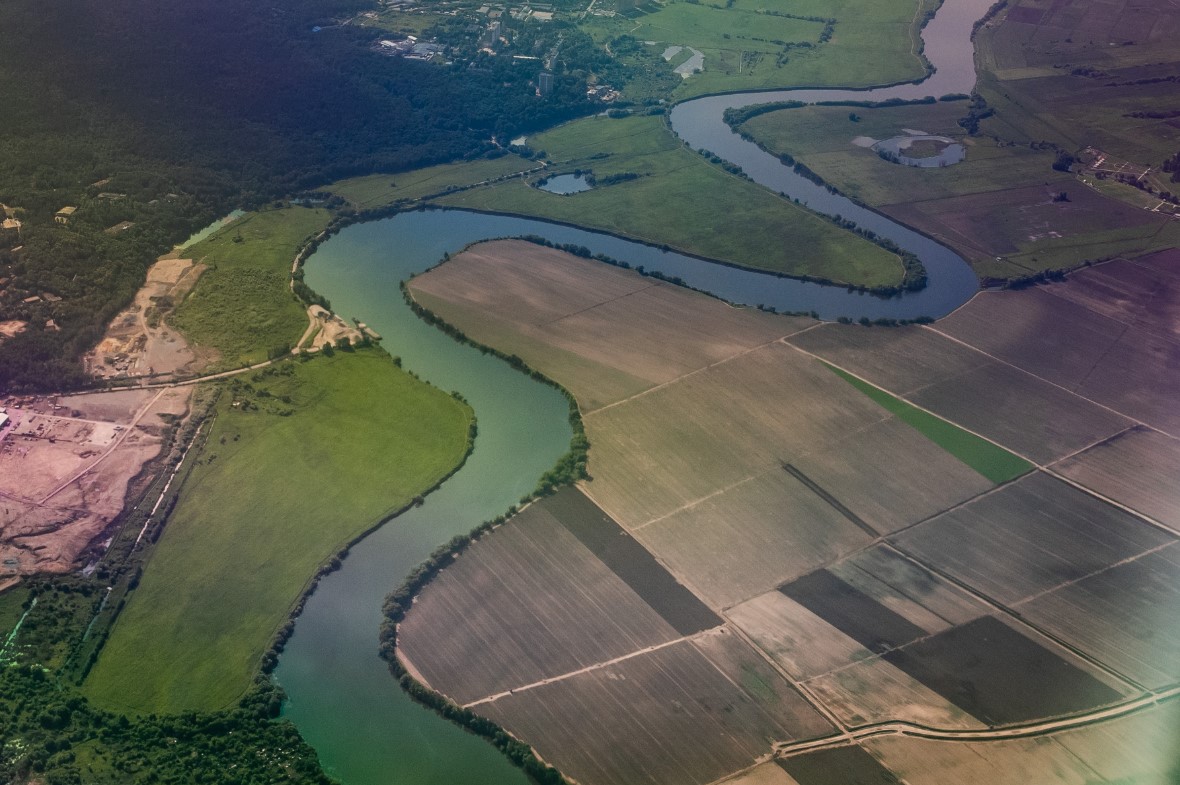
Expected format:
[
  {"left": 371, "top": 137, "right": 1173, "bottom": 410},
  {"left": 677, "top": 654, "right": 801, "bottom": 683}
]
[
  {"left": 0, "top": 0, "right": 602, "bottom": 392},
  {"left": 1, "top": 579, "right": 333, "bottom": 784}
]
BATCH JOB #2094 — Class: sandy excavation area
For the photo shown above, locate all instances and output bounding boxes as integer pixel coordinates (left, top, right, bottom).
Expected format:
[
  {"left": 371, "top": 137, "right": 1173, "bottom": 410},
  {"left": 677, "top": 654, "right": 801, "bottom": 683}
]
[
  {"left": 85, "top": 254, "right": 204, "bottom": 382},
  {"left": 0, "top": 386, "right": 192, "bottom": 586}
]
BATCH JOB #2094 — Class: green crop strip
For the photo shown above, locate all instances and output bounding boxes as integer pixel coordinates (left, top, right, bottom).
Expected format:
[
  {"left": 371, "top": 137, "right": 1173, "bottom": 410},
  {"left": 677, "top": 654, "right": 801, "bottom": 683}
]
[{"left": 825, "top": 362, "right": 1033, "bottom": 484}]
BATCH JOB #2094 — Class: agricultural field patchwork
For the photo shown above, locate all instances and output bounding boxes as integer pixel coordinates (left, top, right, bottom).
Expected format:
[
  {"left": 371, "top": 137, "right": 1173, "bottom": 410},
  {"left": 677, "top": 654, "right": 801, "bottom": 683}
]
[
  {"left": 931, "top": 254, "right": 1180, "bottom": 435},
  {"left": 398, "top": 238, "right": 1180, "bottom": 784}
]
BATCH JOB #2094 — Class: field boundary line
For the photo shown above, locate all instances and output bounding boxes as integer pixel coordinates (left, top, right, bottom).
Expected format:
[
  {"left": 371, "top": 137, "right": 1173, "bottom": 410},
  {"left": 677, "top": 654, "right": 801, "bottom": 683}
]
[
  {"left": 1041, "top": 467, "right": 1180, "bottom": 539},
  {"left": 1012, "top": 539, "right": 1178, "bottom": 608},
  {"left": 880, "top": 541, "right": 1148, "bottom": 693},
  {"left": 631, "top": 470, "right": 768, "bottom": 532},
  {"left": 461, "top": 630, "right": 717, "bottom": 709},
  {"left": 720, "top": 615, "right": 849, "bottom": 733},
  {"left": 584, "top": 331, "right": 807, "bottom": 416},
  {"left": 921, "top": 324, "right": 1155, "bottom": 434},
  {"left": 783, "top": 341, "right": 1044, "bottom": 470},
  {"left": 536, "top": 280, "right": 661, "bottom": 328},
  {"left": 772, "top": 684, "right": 1180, "bottom": 757}
]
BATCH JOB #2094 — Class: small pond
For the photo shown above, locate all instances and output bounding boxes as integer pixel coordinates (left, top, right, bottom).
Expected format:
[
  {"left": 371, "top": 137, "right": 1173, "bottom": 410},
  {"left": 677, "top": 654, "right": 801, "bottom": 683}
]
[
  {"left": 873, "top": 135, "right": 967, "bottom": 168},
  {"left": 536, "top": 173, "right": 593, "bottom": 194}
]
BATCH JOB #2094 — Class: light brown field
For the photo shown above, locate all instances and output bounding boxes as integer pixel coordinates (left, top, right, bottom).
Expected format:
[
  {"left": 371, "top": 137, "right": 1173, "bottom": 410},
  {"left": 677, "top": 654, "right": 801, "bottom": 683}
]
[
  {"left": 397, "top": 500, "right": 680, "bottom": 706},
  {"left": 720, "top": 762, "right": 800, "bottom": 785},
  {"left": 409, "top": 240, "right": 804, "bottom": 410},
  {"left": 632, "top": 469, "right": 873, "bottom": 609},
  {"left": 792, "top": 322, "right": 1134, "bottom": 464},
  {"left": 0, "top": 387, "right": 191, "bottom": 579},
  {"left": 477, "top": 637, "right": 827, "bottom": 785},
  {"left": 726, "top": 591, "right": 872, "bottom": 682},
  {"left": 788, "top": 323, "right": 989, "bottom": 396},
  {"left": 1053, "top": 426, "right": 1180, "bottom": 533},
  {"left": 865, "top": 698, "right": 1180, "bottom": 785},
  {"left": 399, "top": 239, "right": 1180, "bottom": 785},
  {"left": 805, "top": 655, "right": 984, "bottom": 730}
]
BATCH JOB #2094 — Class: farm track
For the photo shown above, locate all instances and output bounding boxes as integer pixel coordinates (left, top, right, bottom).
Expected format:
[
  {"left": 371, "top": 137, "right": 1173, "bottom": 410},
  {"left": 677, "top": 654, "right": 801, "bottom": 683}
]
[{"left": 770, "top": 684, "right": 1180, "bottom": 759}]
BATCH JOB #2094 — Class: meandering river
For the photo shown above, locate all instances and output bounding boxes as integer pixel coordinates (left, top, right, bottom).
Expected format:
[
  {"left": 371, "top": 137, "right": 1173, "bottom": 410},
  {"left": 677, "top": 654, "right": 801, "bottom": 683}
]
[{"left": 277, "top": 0, "right": 996, "bottom": 781}]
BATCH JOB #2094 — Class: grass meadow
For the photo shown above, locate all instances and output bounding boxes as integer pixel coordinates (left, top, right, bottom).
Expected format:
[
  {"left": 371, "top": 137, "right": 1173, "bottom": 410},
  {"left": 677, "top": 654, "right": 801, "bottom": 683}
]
[
  {"left": 83, "top": 349, "right": 473, "bottom": 713},
  {"left": 171, "top": 206, "right": 332, "bottom": 371},
  {"left": 437, "top": 115, "right": 904, "bottom": 288}
]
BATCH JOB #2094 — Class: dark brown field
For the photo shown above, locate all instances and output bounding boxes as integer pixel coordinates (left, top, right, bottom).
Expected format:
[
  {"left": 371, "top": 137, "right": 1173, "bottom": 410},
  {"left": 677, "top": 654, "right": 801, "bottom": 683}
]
[
  {"left": 933, "top": 255, "right": 1180, "bottom": 436},
  {"left": 893, "top": 472, "right": 1174, "bottom": 607},
  {"left": 1016, "top": 541, "right": 1180, "bottom": 689}
]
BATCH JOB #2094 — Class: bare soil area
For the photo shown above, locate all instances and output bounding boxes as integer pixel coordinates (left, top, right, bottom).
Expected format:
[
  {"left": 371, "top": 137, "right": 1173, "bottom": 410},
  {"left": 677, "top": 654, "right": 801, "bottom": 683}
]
[
  {"left": 0, "top": 386, "right": 191, "bottom": 580},
  {"left": 85, "top": 253, "right": 204, "bottom": 382}
]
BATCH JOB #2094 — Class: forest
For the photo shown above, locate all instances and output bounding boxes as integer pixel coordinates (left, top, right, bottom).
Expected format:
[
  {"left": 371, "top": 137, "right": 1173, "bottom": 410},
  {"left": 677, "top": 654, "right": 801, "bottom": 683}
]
[{"left": 0, "top": 0, "right": 600, "bottom": 390}]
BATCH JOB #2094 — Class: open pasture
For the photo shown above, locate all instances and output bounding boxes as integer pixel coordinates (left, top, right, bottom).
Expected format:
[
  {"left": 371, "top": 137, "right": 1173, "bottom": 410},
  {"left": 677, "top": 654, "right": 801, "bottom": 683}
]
[
  {"left": 477, "top": 637, "right": 830, "bottom": 785},
  {"left": 409, "top": 240, "right": 801, "bottom": 410},
  {"left": 172, "top": 206, "right": 331, "bottom": 371},
  {"left": 1054, "top": 426, "right": 1180, "bottom": 532},
  {"left": 893, "top": 471, "right": 1175, "bottom": 608},
  {"left": 85, "top": 350, "right": 473, "bottom": 714},
  {"left": 438, "top": 115, "right": 904, "bottom": 289},
  {"left": 1016, "top": 541, "right": 1180, "bottom": 689},
  {"left": 397, "top": 498, "right": 683, "bottom": 705}
]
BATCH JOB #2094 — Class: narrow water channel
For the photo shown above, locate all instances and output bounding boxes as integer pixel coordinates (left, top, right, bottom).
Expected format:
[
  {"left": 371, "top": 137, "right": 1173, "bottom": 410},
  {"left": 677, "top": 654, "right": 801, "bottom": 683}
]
[{"left": 277, "top": 0, "right": 997, "bottom": 780}]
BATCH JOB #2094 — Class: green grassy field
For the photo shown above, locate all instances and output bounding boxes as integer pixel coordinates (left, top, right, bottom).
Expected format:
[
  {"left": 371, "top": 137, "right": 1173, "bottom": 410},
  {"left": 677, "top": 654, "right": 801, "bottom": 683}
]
[
  {"left": 330, "top": 155, "right": 539, "bottom": 210},
  {"left": 583, "top": 0, "right": 935, "bottom": 98},
  {"left": 436, "top": 114, "right": 904, "bottom": 288},
  {"left": 171, "top": 206, "right": 332, "bottom": 371},
  {"left": 827, "top": 362, "right": 1032, "bottom": 484},
  {"left": 739, "top": 101, "right": 1062, "bottom": 205},
  {"left": 83, "top": 349, "right": 474, "bottom": 714}
]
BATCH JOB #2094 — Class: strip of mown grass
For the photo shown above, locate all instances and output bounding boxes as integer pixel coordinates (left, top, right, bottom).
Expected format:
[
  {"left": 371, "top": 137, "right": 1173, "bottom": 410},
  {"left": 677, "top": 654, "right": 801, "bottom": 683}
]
[
  {"left": 826, "top": 361, "right": 1032, "bottom": 483},
  {"left": 171, "top": 205, "right": 332, "bottom": 371},
  {"left": 83, "top": 348, "right": 474, "bottom": 714}
]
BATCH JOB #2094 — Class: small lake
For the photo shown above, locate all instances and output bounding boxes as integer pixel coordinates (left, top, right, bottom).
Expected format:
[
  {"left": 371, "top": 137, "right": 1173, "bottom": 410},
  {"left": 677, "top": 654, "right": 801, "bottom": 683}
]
[
  {"left": 874, "top": 135, "right": 967, "bottom": 168},
  {"left": 537, "top": 173, "right": 593, "bottom": 194}
]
